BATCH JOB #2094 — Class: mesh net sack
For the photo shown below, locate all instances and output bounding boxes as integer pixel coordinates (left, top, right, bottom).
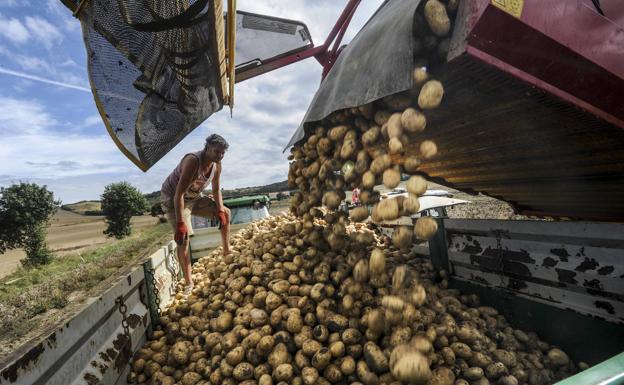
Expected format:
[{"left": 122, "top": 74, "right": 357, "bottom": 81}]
[{"left": 76, "top": 0, "right": 227, "bottom": 170}]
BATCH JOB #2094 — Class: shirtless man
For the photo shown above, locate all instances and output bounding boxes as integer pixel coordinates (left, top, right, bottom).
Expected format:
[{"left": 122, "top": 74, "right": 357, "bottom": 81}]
[{"left": 161, "top": 134, "right": 231, "bottom": 291}]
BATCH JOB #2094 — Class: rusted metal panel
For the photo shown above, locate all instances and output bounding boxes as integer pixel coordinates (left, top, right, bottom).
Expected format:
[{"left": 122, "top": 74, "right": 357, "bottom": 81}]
[
  {"left": 445, "top": 219, "right": 624, "bottom": 324},
  {"left": 0, "top": 242, "right": 180, "bottom": 385},
  {"left": 151, "top": 241, "right": 180, "bottom": 312}
]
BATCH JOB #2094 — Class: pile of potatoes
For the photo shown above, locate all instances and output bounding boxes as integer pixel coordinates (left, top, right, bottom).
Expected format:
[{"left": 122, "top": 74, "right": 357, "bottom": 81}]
[
  {"left": 127, "top": 1, "right": 581, "bottom": 384},
  {"left": 286, "top": 0, "right": 462, "bottom": 242},
  {"left": 127, "top": 213, "right": 581, "bottom": 385}
]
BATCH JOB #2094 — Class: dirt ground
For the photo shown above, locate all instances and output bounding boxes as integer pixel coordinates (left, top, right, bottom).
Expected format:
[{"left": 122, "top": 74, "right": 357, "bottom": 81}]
[{"left": 0, "top": 210, "right": 159, "bottom": 279}]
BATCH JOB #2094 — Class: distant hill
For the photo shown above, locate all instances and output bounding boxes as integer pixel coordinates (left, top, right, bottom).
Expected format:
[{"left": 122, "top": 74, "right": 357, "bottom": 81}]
[
  {"left": 65, "top": 180, "right": 291, "bottom": 214},
  {"left": 61, "top": 200, "right": 102, "bottom": 215}
]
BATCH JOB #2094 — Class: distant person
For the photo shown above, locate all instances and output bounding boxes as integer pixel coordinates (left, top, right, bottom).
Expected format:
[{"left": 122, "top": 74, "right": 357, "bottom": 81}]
[
  {"left": 352, "top": 187, "right": 361, "bottom": 206},
  {"left": 161, "top": 134, "right": 231, "bottom": 292}
]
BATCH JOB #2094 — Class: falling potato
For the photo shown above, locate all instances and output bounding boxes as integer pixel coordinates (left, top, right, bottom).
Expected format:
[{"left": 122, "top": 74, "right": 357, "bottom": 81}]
[
  {"left": 401, "top": 107, "right": 427, "bottom": 133},
  {"left": 420, "top": 140, "right": 438, "bottom": 159},
  {"left": 407, "top": 175, "right": 428, "bottom": 195},
  {"left": 418, "top": 80, "right": 444, "bottom": 109},
  {"left": 383, "top": 168, "right": 401, "bottom": 189},
  {"left": 424, "top": 0, "right": 451, "bottom": 37},
  {"left": 414, "top": 216, "right": 438, "bottom": 240}
]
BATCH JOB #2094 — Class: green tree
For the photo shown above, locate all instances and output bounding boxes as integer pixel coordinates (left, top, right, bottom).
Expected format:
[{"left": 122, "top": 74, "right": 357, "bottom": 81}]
[
  {"left": 0, "top": 183, "right": 59, "bottom": 266},
  {"left": 101, "top": 182, "right": 148, "bottom": 239}
]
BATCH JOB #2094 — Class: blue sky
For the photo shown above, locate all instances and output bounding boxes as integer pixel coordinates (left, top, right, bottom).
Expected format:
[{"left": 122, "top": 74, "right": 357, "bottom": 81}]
[{"left": 0, "top": 0, "right": 383, "bottom": 203}]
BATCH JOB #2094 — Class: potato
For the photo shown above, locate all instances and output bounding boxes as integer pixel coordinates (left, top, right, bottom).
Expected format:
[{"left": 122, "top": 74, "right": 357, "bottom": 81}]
[
  {"left": 273, "top": 363, "right": 294, "bottom": 382},
  {"left": 374, "top": 110, "right": 392, "bottom": 126},
  {"left": 233, "top": 362, "right": 254, "bottom": 381},
  {"left": 493, "top": 349, "right": 517, "bottom": 369},
  {"left": 418, "top": 80, "right": 444, "bottom": 109},
  {"left": 329, "top": 125, "right": 349, "bottom": 141},
  {"left": 301, "top": 367, "right": 319, "bottom": 385},
  {"left": 363, "top": 342, "right": 389, "bottom": 373},
  {"left": 353, "top": 259, "right": 369, "bottom": 283},
  {"left": 499, "top": 375, "right": 519, "bottom": 385},
  {"left": 369, "top": 248, "right": 386, "bottom": 276},
  {"left": 420, "top": 140, "right": 437, "bottom": 159},
  {"left": 383, "top": 168, "right": 401, "bottom": 189},
  {"left": 414, "top": 217, "right": 438, "bottom": 240},
  {"left": 413, "top": 67, "right": 429, "bottom": 85},
  {"left": 388, "top": 137, "right": 403, "bottom": 154},
  {"left": 424, "top": 0, "right": 451, "bottom": 36},
  {"left": 171, "top": 341, "right": 190, "bottom": 366},
  {"left": 401, "top": 108, "right": 427, "bottom": 133},
  {"left": 485, "top": 362, "right": 508, "bottom": 380},
  {"left": 323, "top": 191, "right": 342, "bottom": 210},
  {"left": 390, "top": 349, "right": 431, "bottom": 384},
  {"left": 464, "top": 366, "right": 484, "bottom": 381},
  {"left": 341, "top": 139, "right": 357, "bottom": 159},
  {"left": 387, "top": 113, "right": 403, "bottom": 138},
  {"left": 259, "top": 373, "right": 273, "bottom": 385},
  {"left": 329, "top": 340, "right": 346, "bottom": 358},
  {"left": 428, "top": 367, "right": 455, "bottom": 385},
  {"left": 350, "top": 206, "right": 370, "bottom": 222},
  {"left": 362, "top": 171, "right": 376, "bottom": 189},
  {"left": 547, "top": 348, "right": 569, "bottom": 366},
  {"left": 180, "top": 372, "right": 202, "bottom": 385},
  {"left": 407, "top": 176, "right": 427, "bottom": 195},
  {"left": 311, "top": 348, "right": 332, "bottom": 370},
  {"left": 377, "top": 198, "right": 400, "bottom": 221},
  {"left": 403, "top": 156, "right": 421, "bottom": 173},
  {"left": 362, "top": 126, "right": 381, "bottom": 146},
  {"left": 370, "top": 154, "right": 392, "bottom": 175},
  {"left": 392, "top": 226, "right": 413, "bottom": 249},
  {"left": 403, "top": 194, "right": 420, "bottom": 214}
]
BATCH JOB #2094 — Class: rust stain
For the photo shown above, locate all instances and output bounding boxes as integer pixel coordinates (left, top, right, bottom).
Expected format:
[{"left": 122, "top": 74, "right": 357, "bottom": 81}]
[
  {"left": 575, "top": 257, "right": 599, "bottom": 272},
  {"left": 507, "top": 278, "right": 528, "bottom": 290},
  {"left": 106, "top": 348, "right": 117, "bottom": 361},
  {"left": 46, "top": 332, "right": 57, "bottom": 349},
  {"left": 550, "top": 248, "right": 569, "bottom": 262},
  {"left": 127, "top": 275, "right": 132, "bottom": 286},
  {"left": 555, "top": 268, "right": 578, "bottom": 285},
  {"left": 542, "top": 257, "right": 558, "bottom": 268},
  {"left": 99, "top": 351, "right": 111, "bottom": 362},
  {"left": 583, "top": 279, "right": 603, "bottom": 291},
  {"left": 595, "top": 300, "right": 615, "bottom": 315},
  {"left": 127, "top": 314, "right": 141, "bottom": 329},
  {"left": 1, "top": 342, "right": 45, "bottom": 382},
  {"left": 112, "top": 333, "right": 128, "bottom": 352},
  {"left": 84, "top": 372, "right": 100, "bottom": 385},
  {"left": 597, "top": 265, "right": 615, "bottom": 275}
]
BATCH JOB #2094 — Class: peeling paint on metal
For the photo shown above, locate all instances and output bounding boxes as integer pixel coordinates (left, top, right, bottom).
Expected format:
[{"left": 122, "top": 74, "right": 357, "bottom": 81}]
[
  {"left": 508, "top": 278, "right": 528, "bottom": 290},
  {"left": 1, "top": 342, "right": 45, "bottom": 382},
  {"left": 542, "top": 257, "right": 558, "bottom": 268},
  {"left": 595, "top": 301, "right": 615, "bottom": 315},
  {"left": 555, "top": 268, "right": 578, "bottom": 285},
  {"left": 127, "top": 314, "right": 141, "bottom": 329},
  {"left": 550, "top": 248, "right": 570, "bottom": 262},
  {"left": 99, "top": 351, "right": 111, "bottom": 362},
  {"left": 47, "top": 332, "right": 57, "bottom": 349},
  {"left": 127, "top": 275, "right": 132, "bottom": 286},
  {"left": 575, "top": 257, "right": 599, "bottom": 272},
  {"left": 598, "top": 265, "right": 615, "bottom": 275},
  {"left": 142, "top": 313, "right": 148, "bottom": 326},
  {"left": 584, "top": 279, "right": 604, "bottom": 291},
  {"left": 84, "top": 372, "right": 100, "bottom": 385}
]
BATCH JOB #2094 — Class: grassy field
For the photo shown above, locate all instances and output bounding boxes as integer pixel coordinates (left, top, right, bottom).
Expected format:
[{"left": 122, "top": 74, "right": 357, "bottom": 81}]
[
  {"left": 61, "top": 200, "right": 102, "bottom": 214},
  {"left": 0, "top": 223, "right": 171, "bottom": 354}
]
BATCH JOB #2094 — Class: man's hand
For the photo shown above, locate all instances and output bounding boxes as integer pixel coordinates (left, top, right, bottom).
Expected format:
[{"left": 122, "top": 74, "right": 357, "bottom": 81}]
[
  {"left": 217, "top": 209, "right": 228, "bottom": 229},
  {"left": 174, "top": 221, "right": 188, "bottom": 245}
]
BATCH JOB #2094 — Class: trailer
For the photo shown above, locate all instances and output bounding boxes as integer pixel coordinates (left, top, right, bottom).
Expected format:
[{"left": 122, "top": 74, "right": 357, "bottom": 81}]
[{"left": 3, "top": 0, "right": 622, "bottom": 384}]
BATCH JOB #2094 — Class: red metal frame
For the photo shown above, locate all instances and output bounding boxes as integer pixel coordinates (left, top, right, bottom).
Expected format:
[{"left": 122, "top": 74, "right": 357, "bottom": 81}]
[{"left": 234, "top": 0, "right": 361, "bottom": 83}]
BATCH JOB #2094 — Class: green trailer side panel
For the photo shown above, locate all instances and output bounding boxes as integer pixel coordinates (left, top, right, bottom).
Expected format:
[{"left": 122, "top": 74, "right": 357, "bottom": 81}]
[
  {"left": 556, "top": 352, "right": 624, "bottom": 385},
  {"left": 450, "top": 279, "right": 624, "bottom": 366}
]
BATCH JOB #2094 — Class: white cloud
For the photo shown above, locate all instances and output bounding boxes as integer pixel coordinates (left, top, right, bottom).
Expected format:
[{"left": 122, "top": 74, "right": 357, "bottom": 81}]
[
  {"left": 0, "top": 1, "right": 387, "bottom": 203},
  {"left": 25, "top": 16, "right": 63, "bottom": 49},
  {"left": 0, "top": 96, "right": 55, "bottom": 135},
  {"left": 0, "top": 14, "right": 30, "bottom": 44}
]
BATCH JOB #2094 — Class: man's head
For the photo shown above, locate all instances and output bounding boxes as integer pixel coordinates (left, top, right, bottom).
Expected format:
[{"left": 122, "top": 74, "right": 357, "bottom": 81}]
[{"left": 204, "top": 134, "right": 229, "bottom": 162}]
